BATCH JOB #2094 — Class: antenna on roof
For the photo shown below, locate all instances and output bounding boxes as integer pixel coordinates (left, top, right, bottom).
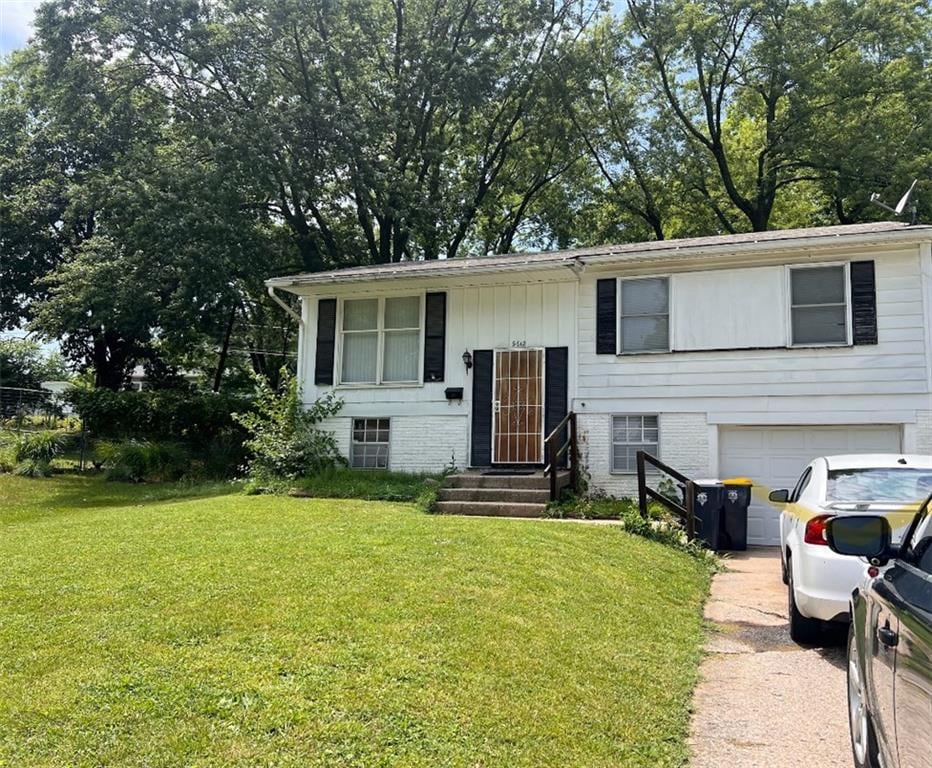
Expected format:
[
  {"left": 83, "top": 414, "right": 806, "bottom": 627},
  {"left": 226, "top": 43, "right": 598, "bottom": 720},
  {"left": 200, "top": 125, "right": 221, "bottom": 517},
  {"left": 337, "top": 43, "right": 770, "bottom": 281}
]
[{"left": 870, "top": 179, "right": 919, "bottom": 224}]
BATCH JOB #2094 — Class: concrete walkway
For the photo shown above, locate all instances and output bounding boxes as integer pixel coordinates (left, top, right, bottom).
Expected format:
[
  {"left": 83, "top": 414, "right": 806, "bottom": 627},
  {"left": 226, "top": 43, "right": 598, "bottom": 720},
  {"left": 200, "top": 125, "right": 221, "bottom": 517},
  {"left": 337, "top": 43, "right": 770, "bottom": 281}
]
[{"left": 689, "top": 550, "right": 850, "bottom": 768}]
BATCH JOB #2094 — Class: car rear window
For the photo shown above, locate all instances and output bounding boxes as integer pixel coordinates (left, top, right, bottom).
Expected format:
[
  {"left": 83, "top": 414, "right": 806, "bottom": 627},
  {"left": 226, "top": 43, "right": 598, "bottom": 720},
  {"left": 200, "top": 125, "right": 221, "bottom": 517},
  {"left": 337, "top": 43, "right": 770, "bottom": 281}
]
[{"left": 827, "top": 468, "right": 932, "bottom": 503}]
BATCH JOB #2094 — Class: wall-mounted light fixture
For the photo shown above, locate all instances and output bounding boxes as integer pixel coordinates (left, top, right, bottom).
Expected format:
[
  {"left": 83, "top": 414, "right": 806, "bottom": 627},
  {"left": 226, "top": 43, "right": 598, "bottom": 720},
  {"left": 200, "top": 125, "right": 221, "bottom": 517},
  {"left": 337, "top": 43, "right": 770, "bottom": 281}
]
[{"left": 462, "top": 350, "right": 473, "bottom": 372}]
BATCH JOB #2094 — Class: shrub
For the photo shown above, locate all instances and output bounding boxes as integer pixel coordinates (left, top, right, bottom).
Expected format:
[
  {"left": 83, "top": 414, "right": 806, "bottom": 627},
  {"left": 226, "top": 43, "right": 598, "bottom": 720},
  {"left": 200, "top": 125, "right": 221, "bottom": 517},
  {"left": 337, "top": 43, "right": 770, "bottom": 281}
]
[
  {"left": 4, "top": 429, "right": 69, "bottom": 476},
  {"left": 97, "top": 440, "right": 190, "bottom": 483},
  {"left": 233, "top": 370, "right": 343, "bottom": 485},
  {"left": 66, "top": 388, "right": 250, "bottom": 447},
  {"left": 292, "top": 467, "right": 441, "bottom": 503}
]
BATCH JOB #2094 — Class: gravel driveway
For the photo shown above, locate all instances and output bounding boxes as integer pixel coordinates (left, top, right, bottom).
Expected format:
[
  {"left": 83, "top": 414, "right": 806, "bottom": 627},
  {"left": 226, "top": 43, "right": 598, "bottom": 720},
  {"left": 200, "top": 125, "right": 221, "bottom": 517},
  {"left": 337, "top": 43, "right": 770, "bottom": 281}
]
[{"left": 689, "top": 550, "right": 850, "bottom": 768}]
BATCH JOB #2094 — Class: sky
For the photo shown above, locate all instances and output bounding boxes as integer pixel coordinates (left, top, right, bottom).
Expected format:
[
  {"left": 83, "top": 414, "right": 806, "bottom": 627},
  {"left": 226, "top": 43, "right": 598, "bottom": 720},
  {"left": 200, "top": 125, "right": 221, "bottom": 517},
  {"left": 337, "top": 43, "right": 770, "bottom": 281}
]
[{"left": 0, "top": 0, "right": 40, "bottom": 56}]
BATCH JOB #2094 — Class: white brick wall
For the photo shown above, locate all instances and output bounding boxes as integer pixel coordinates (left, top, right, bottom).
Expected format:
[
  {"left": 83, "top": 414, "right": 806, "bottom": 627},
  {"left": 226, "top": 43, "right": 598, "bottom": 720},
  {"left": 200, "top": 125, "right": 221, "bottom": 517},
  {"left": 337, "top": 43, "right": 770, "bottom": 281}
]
[
  {"left": 322, "top": 415, "right": 469, "bottom": 474},
  {"left": 909, "top": 410, "right": 932, "bottom": 454},
  {"left": 577, "top": 412, "right": 711, "bottom": 498}
]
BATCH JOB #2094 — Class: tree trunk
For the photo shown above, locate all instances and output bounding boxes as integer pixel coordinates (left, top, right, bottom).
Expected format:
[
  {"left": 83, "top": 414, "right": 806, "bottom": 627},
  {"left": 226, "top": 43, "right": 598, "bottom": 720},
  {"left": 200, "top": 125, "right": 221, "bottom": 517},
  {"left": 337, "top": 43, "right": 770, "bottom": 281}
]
[{"left": 212, "top": 305, "right": 237, "bottom": 392}]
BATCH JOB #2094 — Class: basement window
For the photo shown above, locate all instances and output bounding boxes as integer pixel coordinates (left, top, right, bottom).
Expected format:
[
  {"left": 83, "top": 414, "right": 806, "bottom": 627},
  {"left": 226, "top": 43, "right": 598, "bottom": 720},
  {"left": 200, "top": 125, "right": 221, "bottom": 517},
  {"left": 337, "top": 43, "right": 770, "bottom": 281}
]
[
  {"left": 351, "top": 418, "right": 390, "bottom": 469},
  {"left": 611, "top": 415, "right": 659, "bottom": 473}
]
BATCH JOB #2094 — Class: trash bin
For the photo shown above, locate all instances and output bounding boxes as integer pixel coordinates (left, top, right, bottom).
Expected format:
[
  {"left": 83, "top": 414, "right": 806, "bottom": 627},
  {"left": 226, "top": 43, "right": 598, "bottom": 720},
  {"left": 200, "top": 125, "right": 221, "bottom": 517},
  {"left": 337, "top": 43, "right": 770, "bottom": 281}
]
[
  {"left": 721, "top": 477, "right": 753, "bottom": 551},
  {"left": 688, "top": 481, "right": 725, "bottom": 550}
]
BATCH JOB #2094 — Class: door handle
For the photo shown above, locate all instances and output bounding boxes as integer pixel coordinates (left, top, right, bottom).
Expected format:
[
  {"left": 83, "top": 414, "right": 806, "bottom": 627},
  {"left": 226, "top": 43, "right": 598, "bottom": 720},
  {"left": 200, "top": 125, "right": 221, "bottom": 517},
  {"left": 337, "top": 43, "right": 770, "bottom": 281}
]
[
  {"left": 878, "top": 625, "right": 898, "bottom": 649},
  {"left": 493, "top": 400, "right": 501, "bottom": 412}
]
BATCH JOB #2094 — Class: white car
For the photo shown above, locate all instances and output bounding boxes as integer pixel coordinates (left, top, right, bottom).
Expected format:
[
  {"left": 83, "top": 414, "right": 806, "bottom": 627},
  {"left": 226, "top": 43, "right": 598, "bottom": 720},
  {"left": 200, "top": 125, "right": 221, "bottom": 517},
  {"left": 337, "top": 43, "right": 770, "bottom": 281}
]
[{"left": 771, "top": 453, "right": 932, "bottom": 644}]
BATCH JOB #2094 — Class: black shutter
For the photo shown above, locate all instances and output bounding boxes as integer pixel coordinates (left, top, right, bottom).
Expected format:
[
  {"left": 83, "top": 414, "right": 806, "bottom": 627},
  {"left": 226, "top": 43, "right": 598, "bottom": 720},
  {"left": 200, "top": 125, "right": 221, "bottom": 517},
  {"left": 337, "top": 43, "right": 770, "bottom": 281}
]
[
  {"left": 545, "top": 347, "right": 569, "bottom": 468},
  {"left": 470, "top": 349, "right": 493, "bottom": 467},
  {"left": 596, "top": 278, "right": 617, "bottom": 354},
  {"left": 424, "top": 292, "right": 447, "bottom": 382},
  {"left": 850, "top": 261, "right": 878, "bottom": 345},
  {"left": 314, "top": 298, "right": 337, "bottom": 385}
]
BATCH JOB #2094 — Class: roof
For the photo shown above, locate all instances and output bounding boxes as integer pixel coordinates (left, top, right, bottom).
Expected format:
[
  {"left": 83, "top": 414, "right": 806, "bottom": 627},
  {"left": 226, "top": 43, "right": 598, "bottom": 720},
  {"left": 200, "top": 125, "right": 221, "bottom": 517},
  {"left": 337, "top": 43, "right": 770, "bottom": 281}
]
[
  {"left": 823, "top": 454, "right": 932, "bottom": 471},
  {"left": 267, "top": 221, "right": 932, "bottom": 289}
]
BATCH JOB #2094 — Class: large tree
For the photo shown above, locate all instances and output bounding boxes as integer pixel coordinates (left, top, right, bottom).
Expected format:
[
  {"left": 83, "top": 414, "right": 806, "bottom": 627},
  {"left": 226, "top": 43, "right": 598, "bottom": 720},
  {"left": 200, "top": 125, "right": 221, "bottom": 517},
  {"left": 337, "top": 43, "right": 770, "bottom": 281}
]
[{"left": 623, "top": 0, "right": 930, "bottom": 232}]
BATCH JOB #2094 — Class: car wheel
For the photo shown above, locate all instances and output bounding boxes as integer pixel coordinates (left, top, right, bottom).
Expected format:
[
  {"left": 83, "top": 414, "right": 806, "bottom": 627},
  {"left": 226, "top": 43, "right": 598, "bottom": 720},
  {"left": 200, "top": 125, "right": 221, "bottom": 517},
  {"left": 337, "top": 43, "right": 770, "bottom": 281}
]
[
  {"left": 847, "top": 624, "right": 881, "bottom": 768},
  {"left": 787, "top": 558, "right": 823, "bottom": 645}
]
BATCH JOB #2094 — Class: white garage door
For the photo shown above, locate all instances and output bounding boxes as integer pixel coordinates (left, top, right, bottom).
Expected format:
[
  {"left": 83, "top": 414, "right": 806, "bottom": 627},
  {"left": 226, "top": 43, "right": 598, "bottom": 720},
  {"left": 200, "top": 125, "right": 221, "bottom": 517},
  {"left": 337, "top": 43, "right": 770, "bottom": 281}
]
[{"left": 718, "top": 425, "right": 902, "bottom": 546}]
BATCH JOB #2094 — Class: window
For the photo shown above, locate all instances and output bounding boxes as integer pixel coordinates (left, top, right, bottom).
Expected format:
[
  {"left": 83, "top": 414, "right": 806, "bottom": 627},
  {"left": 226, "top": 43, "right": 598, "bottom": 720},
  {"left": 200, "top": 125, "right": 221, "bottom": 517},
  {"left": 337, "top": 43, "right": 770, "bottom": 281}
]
[
  {"left": 619, "top": 277, "right": 669, "bottom": 353},
  {"left": 340, "top": 296, "right": 421, "bottom": 384},
  {"left": 351, "top": 418, "right": 390, "bottom": 469},
  {"left": 826, "top": 468, "right": 932, "bottom": 504},
  {"left": 790, "top": 266, "right": 848, "bottom": 345},
  {"left": 611, "top": 415, "right": 659, "bottom": 473},
  {"left": 790, "top": 467, "right": 812, "bottom": 502}
]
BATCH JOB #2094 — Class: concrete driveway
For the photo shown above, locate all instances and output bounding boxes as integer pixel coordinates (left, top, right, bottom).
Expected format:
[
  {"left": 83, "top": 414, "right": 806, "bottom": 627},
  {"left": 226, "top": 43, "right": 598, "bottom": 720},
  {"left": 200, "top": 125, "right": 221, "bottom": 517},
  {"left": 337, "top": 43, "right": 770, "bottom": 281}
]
[{"left": 689, "top": 550, "right": 850, "bottom": 768}]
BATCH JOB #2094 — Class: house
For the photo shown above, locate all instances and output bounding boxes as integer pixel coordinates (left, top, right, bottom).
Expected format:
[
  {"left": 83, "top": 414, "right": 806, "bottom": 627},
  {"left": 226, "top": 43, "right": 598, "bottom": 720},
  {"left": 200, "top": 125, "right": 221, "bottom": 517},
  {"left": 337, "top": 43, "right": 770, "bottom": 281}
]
[{"left": 267, "top": 221, "right": 932, "bottom": 546}]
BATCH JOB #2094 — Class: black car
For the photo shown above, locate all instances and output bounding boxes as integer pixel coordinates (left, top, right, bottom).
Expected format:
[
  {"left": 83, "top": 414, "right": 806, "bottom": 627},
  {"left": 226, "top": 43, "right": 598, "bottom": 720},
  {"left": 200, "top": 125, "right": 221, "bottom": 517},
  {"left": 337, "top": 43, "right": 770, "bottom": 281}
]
[{"left": 826, "top": 502, "right": 932, "bottom": 768}]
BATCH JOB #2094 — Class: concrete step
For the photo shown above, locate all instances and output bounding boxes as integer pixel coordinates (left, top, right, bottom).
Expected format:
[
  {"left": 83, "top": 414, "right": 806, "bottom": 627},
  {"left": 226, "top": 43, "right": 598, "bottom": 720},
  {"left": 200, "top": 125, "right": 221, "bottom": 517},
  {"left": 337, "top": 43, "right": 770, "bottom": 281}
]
[
  {"left": 434, "top": 501, "right": 549, "bottom": 518},
  {"left": 437, "top": 487, "right": 551, "bottom": 504},
  {"left": 447, "top": 473, "right": 564, "bottom": 490}
]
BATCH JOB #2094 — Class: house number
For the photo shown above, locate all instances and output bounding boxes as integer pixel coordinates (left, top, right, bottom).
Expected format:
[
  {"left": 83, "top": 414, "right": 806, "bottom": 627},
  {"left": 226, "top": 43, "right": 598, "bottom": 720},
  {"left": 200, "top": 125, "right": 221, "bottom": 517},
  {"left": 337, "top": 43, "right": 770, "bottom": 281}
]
[{"left": 511, "top": 340, "right": 527, "bottom": 348}]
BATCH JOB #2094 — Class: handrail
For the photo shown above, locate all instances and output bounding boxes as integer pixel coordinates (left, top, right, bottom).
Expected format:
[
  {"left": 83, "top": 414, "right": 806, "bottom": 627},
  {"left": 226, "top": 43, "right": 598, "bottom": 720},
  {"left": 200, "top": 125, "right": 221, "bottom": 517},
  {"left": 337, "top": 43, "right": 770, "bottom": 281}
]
[
  {"left": 636, "top": 450, "right": 697, "bottom": 540},
  {"left": 544, "top": 411, "right": 578, "bottom": 501}
]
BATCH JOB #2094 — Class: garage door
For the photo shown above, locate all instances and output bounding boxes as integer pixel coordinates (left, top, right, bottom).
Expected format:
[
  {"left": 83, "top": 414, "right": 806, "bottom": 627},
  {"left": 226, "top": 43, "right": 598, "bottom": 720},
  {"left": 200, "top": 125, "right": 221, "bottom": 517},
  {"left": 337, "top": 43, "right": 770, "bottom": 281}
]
[{"left": 718, "top": 425, "right": 902, "bottom": 546}]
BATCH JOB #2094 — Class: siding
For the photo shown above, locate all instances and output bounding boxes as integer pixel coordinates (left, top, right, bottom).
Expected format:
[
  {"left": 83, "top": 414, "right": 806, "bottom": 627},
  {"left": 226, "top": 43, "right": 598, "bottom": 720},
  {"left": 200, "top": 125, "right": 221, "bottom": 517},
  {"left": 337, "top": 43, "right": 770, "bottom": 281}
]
[{"left": 577, "top": 248, "right": 928, "bottom": 417}]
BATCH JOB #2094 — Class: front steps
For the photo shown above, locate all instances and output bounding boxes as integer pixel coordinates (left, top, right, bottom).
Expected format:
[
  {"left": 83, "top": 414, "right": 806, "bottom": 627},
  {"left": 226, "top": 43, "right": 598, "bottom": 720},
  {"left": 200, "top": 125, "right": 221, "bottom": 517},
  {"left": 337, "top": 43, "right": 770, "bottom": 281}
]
[{"left": 434, "top": 471, "right": 569, "bottom": 517}]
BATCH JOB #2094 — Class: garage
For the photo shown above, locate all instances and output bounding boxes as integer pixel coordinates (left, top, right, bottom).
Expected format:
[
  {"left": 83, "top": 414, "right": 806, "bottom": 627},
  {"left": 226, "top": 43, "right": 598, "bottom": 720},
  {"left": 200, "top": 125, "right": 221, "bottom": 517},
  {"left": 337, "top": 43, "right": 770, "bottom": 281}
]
[{"left": 718, "top": 425, "right": 902, "bottom": 546}]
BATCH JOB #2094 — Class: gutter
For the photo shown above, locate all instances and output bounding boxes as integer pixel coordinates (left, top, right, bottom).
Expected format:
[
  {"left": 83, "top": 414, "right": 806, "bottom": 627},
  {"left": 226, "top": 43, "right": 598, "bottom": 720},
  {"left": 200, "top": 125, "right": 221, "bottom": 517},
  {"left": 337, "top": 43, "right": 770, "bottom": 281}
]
[{"left": 267, "top": 285, "right": 303, "bottom": 325}]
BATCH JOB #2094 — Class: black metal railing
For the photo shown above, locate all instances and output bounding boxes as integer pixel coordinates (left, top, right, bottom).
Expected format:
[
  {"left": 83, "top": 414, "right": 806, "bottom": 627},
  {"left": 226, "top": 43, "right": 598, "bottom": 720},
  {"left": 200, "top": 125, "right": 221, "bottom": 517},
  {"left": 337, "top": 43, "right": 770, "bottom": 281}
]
[
  {"left": 544, "top": 411, "right": 578, "bottom": 501},
  {"left": 636, "top": 450, "right": 697, "bottom": 540}
]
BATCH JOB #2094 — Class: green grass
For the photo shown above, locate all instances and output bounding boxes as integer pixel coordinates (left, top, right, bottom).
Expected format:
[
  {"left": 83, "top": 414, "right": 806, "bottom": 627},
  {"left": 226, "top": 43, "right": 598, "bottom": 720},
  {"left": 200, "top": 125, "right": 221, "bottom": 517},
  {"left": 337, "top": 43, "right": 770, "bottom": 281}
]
[
  {"left": 0, "top": 474, "right": 711, "bottom": 767},
  {"left": 291, "top": 466, "right": 441, "bottom": 502}
]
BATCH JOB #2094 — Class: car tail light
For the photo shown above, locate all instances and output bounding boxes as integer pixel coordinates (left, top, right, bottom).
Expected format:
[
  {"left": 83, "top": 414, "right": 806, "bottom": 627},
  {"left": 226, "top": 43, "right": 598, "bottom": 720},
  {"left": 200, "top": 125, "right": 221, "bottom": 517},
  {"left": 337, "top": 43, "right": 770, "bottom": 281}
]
[{"left": 804, "top": 515, "right": 834, "bottom": 546}]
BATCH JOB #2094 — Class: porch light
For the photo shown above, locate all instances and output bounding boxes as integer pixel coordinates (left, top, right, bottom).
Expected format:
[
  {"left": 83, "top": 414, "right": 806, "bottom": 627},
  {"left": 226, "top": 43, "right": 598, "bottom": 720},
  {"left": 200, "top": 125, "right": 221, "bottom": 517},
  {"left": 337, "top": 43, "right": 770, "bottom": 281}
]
[{"left": 462, "top": 350, "right": 473, "bottom": 371}]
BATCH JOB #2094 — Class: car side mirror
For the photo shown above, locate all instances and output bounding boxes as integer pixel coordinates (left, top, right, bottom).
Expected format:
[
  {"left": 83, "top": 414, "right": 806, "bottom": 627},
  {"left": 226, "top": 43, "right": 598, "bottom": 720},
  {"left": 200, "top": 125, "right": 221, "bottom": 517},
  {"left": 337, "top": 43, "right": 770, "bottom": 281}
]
[
  {"left": 826, "top": 516, "right": 894, "bottom": 564},
  {"left": 768, "top": 489, "right": 790, "bottom": 503}
]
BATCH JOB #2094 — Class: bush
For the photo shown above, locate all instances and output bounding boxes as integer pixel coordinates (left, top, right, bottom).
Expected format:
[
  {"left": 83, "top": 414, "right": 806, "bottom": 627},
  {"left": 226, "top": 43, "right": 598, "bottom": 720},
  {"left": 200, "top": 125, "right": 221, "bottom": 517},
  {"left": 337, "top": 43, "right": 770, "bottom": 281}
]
[
  {"left": 96, "top": 440, "right": 190, "bottom": 483},
  {"left": 14, "top": 429, "right": 68, "bottom": 464},
  {"left": 66, "top": 388, "right": 250, "bottom": 447},
  {"left": 234, "top": 370, "right": 343, "bottom": 486},
  {"left": 13, "top": 458, "right": 53, "bottom": 478}
]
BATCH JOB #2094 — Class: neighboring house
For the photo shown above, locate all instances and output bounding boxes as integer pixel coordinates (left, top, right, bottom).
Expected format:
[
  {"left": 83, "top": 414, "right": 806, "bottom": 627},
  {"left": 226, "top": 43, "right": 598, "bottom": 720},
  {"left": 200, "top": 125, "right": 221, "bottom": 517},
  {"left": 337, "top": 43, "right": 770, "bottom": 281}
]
[{"left": 267, "top": 222, "right": 932, "bottom": 546}]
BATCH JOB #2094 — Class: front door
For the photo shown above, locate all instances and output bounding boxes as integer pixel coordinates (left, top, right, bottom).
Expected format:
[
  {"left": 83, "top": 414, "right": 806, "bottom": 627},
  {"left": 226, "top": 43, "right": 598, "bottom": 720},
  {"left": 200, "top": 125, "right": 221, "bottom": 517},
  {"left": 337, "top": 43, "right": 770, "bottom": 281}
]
[{"left": 492, "top": 348, "right": 544, "bottom": 464}]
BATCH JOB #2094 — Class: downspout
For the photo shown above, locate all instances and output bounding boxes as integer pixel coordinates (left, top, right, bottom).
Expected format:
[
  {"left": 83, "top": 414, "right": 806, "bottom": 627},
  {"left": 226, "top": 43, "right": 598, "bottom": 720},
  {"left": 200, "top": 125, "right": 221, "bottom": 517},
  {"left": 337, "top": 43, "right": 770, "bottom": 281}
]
[{"left": 267, "top": 285, "right": 303, "bottom": 326}]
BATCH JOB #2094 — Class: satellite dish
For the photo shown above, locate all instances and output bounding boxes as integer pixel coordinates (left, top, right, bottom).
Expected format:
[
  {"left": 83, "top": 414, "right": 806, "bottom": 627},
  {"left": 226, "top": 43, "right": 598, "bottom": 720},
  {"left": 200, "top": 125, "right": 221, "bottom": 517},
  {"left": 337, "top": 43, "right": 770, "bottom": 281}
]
[{"left": 870, "top": 179, "right": 919, "bottom": 223}]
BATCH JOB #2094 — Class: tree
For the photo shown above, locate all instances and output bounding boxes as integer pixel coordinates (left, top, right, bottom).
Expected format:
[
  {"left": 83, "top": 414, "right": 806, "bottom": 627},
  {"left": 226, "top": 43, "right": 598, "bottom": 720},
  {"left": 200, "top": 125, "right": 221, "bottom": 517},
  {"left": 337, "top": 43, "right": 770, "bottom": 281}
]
[
  {"left": 0, "top": 338, "right": 69, "bottom": 391},
  {"left": 624, "top": 0, "right": 930, "bottom": 232},
  {"left": 46, "top": 0, "right": 597, "bottom": 267}
]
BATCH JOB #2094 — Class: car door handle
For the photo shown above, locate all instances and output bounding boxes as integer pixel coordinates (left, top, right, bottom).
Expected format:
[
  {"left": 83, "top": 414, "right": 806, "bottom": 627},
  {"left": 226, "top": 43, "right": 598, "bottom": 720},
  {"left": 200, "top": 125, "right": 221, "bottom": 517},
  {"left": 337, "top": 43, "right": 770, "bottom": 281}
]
[{"left": 878, "top": 626, "right": 899, "bottom": 648}]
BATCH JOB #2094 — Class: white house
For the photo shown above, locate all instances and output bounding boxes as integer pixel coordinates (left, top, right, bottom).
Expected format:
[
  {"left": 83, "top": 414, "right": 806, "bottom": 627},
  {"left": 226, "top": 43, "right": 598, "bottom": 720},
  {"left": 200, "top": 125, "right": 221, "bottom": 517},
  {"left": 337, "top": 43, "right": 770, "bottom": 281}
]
[{"left": 267, "top": 222, "right": 932, "bottom": 545}]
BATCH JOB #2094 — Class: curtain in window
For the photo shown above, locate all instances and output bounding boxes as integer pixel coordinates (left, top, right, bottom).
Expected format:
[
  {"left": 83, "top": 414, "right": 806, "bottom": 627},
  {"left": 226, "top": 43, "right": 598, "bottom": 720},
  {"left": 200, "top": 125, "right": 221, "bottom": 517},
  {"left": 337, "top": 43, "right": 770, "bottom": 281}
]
[
  {"left": 382, "top": 296, "right": 420, "bottom": 382},
  {"left": 342, "top": 299, "right": 378, "bottom": 383},
  {"left": 621, "top": 278, "right": 669, "bottom": 352}
]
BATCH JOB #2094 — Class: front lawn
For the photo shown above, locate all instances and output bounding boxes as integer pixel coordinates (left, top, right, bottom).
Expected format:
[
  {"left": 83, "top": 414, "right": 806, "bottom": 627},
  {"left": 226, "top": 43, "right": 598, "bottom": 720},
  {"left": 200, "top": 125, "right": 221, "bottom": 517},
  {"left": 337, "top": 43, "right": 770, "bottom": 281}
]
[{"left": 0, "top": 474, "right": 710, "bottom": 767}]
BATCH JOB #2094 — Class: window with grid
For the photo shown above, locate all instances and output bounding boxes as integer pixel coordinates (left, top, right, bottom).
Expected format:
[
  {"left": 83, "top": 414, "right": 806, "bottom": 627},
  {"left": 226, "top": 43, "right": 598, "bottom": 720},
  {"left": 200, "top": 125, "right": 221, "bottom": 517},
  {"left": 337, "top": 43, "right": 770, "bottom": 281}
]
[
  {"left": 619, "top": 277, "right": 669, "bottom": 353},
  {"left": 351, "top": 418, "right": 390, "bottom": 469},
  {"left": 611, "top": 415, "right": 659, "bottom": 473},
  {"left": 790, "top": 266, "right": 848, "bottom": 345},
  {"left": 340, "top": 296, "right": 421, "bottom": 384}
]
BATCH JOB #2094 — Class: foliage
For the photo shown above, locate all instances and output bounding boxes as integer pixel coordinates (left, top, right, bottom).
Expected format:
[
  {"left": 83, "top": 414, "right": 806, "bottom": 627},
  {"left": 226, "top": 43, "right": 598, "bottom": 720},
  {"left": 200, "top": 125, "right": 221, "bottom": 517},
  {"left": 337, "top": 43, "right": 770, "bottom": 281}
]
[
  {"left": 66, "top": 388, "right": 249, "bottom": 446},
  {"left": 7, "top": 429, "right": 68, "bottom": 478},
  {"left": 550, "top": 493, "right": 720, "bottom": 567},
  {"left": 0, "top": 472, "right": 711, "bottom": 766},
  {"left": 0, "top": 338, "right": 68, "bottom": 390},
  {"left": 95, "top": 440, "right": 190, "bottom": 483},
  {"left": 234, "top": 370, "right": 343, "bottom": 485}
]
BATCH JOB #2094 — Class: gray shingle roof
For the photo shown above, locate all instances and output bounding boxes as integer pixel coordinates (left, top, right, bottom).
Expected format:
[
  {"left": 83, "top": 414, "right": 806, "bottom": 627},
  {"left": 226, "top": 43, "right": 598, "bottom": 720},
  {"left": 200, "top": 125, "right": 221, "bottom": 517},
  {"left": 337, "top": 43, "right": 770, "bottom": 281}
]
[{"left": 267, "top": 222, "right": 932, "bottom": 288}]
